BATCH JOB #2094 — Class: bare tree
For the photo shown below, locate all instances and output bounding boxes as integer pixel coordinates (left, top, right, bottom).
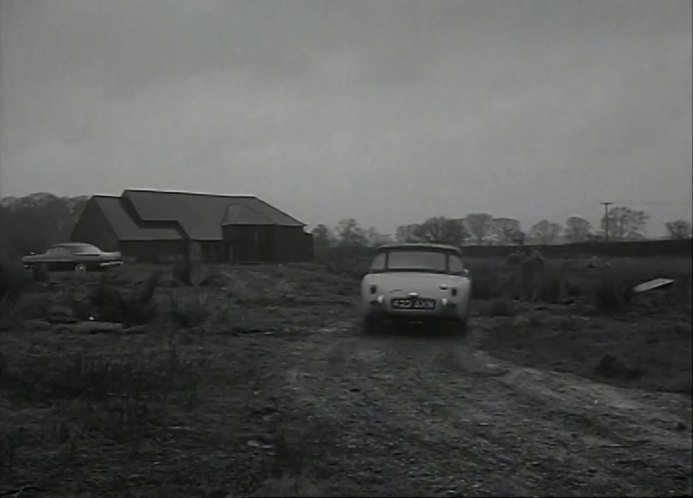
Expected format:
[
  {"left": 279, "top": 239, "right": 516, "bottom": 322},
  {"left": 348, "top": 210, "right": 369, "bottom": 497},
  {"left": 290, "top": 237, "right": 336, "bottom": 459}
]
[
  {"left": 528, "top": 220, "right": 562, "bottom": 245},
  {"left": 491, "top": 217, "right": 523, "bottom": 245},
  {"left": 664, "top": 219, "right": 692, "bottom": 240},
  {"left": 335, "top": 218, "right": 368, "bottom": 247},
  {"left": 600, "top": 206, "right": 649, "bottom": 241},
  {"left": 413, "top": 217, "right": 468, "bottom": 246},
  {"left": 463, "top": 213, "right": 494, "bottom": 245},
  {"left": 395, "top": 224, "right": 423, "bottom": 243},
  {"left": 365, "top": 227, "right": 393, "bottom": 247},
  {"left": 311, "top": 224, "right": 335, "bottom": 251},
  {"left": 564, "top": 216, "right": 592, "bottom": 243},
  {"left": 0, "top": 193, "right": 88, "bottom": 258}
]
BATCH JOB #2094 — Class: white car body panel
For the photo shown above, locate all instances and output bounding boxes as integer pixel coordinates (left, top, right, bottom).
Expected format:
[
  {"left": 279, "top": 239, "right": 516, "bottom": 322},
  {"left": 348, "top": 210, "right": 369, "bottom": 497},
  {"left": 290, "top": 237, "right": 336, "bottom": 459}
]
[{"left": 359, "top": 243, "right": 473, "bottom": 325}]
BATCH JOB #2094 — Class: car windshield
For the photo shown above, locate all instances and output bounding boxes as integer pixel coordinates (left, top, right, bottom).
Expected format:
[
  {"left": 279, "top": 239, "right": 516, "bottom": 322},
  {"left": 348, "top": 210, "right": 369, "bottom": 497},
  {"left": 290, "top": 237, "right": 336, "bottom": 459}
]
[
  {"left": 59, "top": 243, "right": 100, "bottom": 254},
  {"left": 385, "top": 250, "right": 448, "bottom": 272}
]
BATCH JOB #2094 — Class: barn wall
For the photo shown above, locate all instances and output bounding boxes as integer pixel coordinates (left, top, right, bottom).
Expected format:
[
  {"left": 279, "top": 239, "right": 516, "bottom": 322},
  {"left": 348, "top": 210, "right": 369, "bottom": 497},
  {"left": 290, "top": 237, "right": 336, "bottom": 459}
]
[
  {"left": 119, "top": 241, "right": 186, "bottom": 263},
  {"left": 69, "top": 200, "right": 120, "bottom": 251},
  {"left": 222, "top": 225, "right": 313, "bottom": 262},
  {"left": 229, "top": 226, "right": 273, "bottom": 262},
  {"left": 271, "top": 226, "right": 313, "bottom": 262},
  {"left": 196, "top": 241, "right": 227, "bottom": 262}
]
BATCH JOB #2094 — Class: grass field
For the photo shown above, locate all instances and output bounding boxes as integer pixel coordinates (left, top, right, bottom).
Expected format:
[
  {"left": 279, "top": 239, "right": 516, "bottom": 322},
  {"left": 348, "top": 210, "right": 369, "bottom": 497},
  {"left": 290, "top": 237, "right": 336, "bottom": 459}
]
[{"left": 0, "top": 254, "right": 690, "bottom": 496}]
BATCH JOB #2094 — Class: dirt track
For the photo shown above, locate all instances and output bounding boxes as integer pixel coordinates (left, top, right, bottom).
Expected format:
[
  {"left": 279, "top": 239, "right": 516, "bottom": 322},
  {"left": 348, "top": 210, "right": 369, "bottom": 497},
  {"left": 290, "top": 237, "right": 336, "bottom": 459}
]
[
  {"left": 222, "top": 323, "right": 692, "bottom": 497},
  {"left": 1, "top": 264, "right": 691, "bottom": 497}
]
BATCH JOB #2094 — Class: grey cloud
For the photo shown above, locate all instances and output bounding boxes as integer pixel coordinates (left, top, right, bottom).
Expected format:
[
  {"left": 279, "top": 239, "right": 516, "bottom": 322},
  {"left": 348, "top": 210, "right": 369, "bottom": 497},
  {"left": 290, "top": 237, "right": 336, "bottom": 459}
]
[{"left": 0, "top": 0, "right": 690, "bottom": 236}]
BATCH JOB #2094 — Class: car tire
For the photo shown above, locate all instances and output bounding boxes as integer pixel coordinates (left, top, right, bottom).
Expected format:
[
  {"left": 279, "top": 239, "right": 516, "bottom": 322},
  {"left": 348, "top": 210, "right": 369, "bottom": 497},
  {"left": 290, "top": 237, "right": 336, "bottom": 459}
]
[
  {"left": 74, "top": 263, "right": 87, "bottom": 273},
  {"left": 457, "top": 319, "right": 469, "bottom": 336},
  {"left": 446, "top": 318, "right": 468, "bottom": 337},
  {"left": 362, "top": 315, "right": 380, "bottom": 335},
  {"left": 31, "top": 264, "right": 47, "bottom": 281}
]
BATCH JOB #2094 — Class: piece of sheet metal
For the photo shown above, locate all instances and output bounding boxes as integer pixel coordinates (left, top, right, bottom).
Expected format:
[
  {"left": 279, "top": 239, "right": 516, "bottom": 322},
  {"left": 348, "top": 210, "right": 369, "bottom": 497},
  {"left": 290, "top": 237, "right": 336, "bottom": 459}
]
[{"left": 632, "top": 277, "right": 675, "bottom": 294}]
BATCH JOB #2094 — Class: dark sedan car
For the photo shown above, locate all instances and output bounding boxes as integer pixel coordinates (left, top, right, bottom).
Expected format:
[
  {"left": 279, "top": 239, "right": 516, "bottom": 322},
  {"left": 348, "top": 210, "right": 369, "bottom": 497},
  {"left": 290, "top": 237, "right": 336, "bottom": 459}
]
[{"left": 22, "top": 242, "right": 123, "bottom": 273}]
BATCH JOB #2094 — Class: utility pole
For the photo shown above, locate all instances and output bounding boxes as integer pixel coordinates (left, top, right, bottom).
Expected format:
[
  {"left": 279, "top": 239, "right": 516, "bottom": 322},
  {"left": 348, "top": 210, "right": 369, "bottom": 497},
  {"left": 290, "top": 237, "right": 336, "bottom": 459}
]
[{"left": 601, "top": 202, "right": 613, "bottom": 243}]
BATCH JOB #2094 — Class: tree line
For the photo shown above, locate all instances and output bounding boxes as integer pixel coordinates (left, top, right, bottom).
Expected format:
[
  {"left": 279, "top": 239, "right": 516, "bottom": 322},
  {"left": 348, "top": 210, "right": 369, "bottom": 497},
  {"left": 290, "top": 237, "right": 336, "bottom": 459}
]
[
  {"left": 0, "top": 193, "right": 89, "bottom": 259},
  {"left": 0, "top": 193, "right": 691, "bottom": 260},
  {"left": 312, "top": 208, "right": 692, "bottom": 252}
]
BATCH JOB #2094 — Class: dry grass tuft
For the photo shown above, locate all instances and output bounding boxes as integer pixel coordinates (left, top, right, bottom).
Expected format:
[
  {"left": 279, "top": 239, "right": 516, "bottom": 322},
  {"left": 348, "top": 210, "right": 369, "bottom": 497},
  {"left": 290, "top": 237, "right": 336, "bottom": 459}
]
[
  {"left": 168, "top": 293, "right": 212, "bottom": 328},
  {"left": 172, "top": 256, "right": 193, "bottom": 286},
  {"left": 538, "top": 266, "right": 563, "bottom": 303},
  {"left": 0, "top": 346, "right": 196, "bottom": 404},
  {"left": 0, "top": 261, "right": 32, "bottom": 330},
  {"left": 0, "top": 260, "right": 30, "bottom": 303},
  {"left": 198, "top": 268, "right": 231, "bottom": 287},
  {"left": 252, "top": 476, "right": 328, "bottom": 497},
  {"left": 593, "top": 353, "right": 645, "bottom": 380},
  {"left": 468, "top": 261, "right": 503, "bottom": 300},
  {"left": 85, "top": 270, "right": 162, "bottom": 326},
  {"left": 487, "top": 298, "right": 516, "bottom": 317},
  {"left": 592, "top": 271, "right": 632, "bottom": 314}
]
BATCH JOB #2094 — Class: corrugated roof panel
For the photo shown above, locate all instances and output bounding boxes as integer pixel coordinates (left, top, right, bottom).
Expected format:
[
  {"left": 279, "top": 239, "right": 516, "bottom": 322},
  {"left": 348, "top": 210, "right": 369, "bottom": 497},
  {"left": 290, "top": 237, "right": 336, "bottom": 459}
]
[
  {"left": 122, "top": 189, "right": 304, "bottom": 240},
  {"left": 93, "top": 196, "right": 182, "bottom": 241},
  {"left": 222, "top": 204, "right": 275, "bottom": 225}
]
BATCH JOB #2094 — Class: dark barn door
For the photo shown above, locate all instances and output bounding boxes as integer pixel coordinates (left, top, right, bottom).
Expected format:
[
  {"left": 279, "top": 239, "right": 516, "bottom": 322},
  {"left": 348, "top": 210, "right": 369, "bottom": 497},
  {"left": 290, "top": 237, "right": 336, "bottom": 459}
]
[
  {"left": 222, "top": 225, "right": 272, "bottom": 262},
  {"left": 243, "top": 226, "right": 272, "bottom": 262}
]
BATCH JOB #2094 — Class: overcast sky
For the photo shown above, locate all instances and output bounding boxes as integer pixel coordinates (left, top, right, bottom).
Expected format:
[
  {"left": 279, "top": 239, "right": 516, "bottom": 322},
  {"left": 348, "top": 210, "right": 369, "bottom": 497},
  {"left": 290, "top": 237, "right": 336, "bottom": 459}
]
[{"left": 1, "top": 0, "right": 690, "bottom": 236}]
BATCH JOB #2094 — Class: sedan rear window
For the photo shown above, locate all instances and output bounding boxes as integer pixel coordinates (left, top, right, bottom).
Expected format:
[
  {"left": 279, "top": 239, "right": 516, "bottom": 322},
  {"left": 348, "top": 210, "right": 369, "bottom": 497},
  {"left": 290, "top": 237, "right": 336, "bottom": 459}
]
[{"left": 386, "top": 250, "right": 448, "bottom": 272}]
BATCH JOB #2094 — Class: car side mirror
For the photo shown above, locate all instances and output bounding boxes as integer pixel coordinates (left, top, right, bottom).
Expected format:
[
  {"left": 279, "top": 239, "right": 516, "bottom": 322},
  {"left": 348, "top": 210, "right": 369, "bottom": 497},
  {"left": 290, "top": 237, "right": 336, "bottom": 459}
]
[{"left": 461, "top": 269, "right": 470, "bottom": 278}]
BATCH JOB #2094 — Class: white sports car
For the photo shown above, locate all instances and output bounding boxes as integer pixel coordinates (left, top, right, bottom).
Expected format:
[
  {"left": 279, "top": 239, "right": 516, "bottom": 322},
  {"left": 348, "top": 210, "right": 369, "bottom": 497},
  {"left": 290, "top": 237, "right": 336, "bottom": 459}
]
[{"left": 360, "top": 243, "right": 473, "bottom": 335}]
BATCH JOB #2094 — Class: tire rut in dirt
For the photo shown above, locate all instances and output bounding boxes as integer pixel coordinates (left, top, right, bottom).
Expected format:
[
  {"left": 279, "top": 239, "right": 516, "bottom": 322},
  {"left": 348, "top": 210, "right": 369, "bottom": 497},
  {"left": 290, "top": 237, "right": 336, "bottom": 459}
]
[{"left": 271, "top": 331, "right": 692, "bottom": 496}]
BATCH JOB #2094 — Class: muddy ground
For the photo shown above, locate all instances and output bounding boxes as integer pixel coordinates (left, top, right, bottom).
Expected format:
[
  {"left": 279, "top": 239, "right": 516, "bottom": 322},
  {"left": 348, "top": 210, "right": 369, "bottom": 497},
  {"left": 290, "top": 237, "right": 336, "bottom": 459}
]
[{"left": 0, "top": 260, "right": 691, "bottom": 497}]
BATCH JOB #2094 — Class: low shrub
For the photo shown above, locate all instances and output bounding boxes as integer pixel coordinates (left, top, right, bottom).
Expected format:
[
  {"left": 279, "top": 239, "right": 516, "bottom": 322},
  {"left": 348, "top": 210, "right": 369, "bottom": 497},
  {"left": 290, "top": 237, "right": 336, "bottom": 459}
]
[
  {"left": 87, "top": 274, "right": 124, "bottom": 321},
  {"left": 0, "top": 261, "right": 29, "bottom": 303},
  {"left": 468, "top": 262, "right": 503, "bottom": 300},
  {"left": 30, "top": 263, "right": 50, "bottom": 282},
  {"left": 563, "top": 278, "right": 587, "bottom": 298},
  {"left": 487, "top": 298, "right": 516, "bottom": 317},
  {"left": 593, "top": 353, "right": 645, "bottom": 380},
  {"left": 172, "top": 256, "right": 193, "bottom": 286},
  {"left": 592, "top": 271, "right": 632, "bottom": 314},
  {"left": 169, "top": 293, "right": 212, "bottom": 328},
  {"left": 0, "top": 261, "right": 31, "bottom": 330},
  {"left": 86, "top": 271, "right": 162, "bottom": 326},
  {"left": 538, "top": 267, "right": 563, "bottom": 303},
  {"left": 198, "top": 269, "right": 230, "bottom": 287},
  {"left": 120, "top": 271, "right": 162, "bottom": 326}
]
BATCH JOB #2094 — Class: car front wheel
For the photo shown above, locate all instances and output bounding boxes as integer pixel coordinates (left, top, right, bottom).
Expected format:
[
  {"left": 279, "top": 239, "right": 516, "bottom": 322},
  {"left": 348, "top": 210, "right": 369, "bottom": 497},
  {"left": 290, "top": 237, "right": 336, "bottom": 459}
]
[
  {"left": 447, "top": 318, "right": 469, "bottom": 337},
  {"left": 74, "top": 263, "right": 87, "bottom": 273},
  {"left": 362, "top": 314, "right": 381, "bottom": 335}
]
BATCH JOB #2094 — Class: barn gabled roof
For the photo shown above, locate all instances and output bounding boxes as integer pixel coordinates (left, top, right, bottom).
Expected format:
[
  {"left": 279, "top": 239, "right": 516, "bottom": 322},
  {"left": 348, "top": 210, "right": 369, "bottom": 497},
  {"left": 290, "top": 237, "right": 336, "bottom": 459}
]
[
  {"left": 222, "top": 204, "right": 276, "bottom": 226},
  {"left": 92, "top": 195, "right": 182, "bottom": 241},
  {"left": 121, "top": 189, "right": 305, "bottom": 241}
]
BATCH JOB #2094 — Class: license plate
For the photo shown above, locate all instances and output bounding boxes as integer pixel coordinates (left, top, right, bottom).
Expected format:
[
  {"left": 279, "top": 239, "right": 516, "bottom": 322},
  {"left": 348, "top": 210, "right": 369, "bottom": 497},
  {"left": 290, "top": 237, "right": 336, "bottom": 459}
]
[{"left": 391, "top": 298, "right": 436, "bottom": 310}]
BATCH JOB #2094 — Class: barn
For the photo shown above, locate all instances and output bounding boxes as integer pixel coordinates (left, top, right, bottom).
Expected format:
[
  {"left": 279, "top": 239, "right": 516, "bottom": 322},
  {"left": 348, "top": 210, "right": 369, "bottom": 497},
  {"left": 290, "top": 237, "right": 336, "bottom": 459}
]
[{"left": 70, "top": 189, "right": 313, "bottom": 263}]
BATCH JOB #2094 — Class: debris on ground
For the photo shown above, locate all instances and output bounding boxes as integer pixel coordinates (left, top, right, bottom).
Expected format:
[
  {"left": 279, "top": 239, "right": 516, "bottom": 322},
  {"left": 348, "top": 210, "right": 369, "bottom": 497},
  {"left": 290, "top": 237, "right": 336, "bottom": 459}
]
[{"left": 632, "top": 278, "right": 675, "bottom": 294}]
